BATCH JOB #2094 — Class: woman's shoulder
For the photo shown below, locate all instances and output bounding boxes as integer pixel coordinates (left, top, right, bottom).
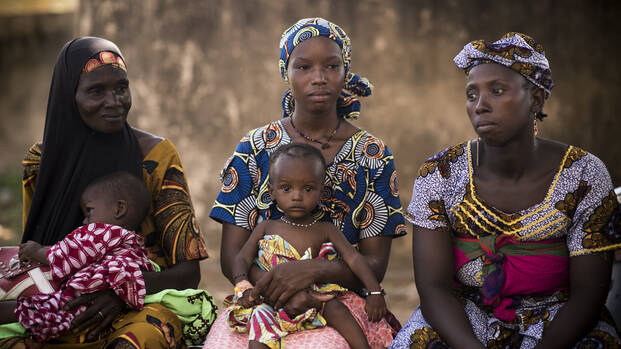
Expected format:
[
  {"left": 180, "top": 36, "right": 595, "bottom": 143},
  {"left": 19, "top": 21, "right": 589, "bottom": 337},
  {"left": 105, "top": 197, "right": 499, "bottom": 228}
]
[
  {"left": 23, "top": 142, "right": 43, "bottom": 180},
  {"left": 416, "top": 141, "right": 469, "bottom": 181},
  {"left": 132, "top": 127, "right": 165, "bottom": 157},
  {"left": 234, "top": 120, "right": 288, "bottom": 154}
]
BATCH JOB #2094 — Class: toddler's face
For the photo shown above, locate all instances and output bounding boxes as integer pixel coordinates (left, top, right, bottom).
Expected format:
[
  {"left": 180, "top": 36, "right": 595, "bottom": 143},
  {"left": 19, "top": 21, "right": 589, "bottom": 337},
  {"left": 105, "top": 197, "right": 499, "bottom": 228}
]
[
  {"left": 269, "top": 157, "right": 324, "bottom": 221},
  {"left": 80, "top": 186, "right": 118, "bottom": 225}
]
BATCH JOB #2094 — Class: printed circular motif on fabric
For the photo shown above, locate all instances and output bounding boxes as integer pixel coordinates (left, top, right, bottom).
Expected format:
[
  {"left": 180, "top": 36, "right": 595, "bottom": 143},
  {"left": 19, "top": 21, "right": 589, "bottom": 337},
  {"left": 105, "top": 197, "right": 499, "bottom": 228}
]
[
  {"left": 293, "top": 27, "right": 320, "bottom": 46},
  {"left": 355, "top": 192, "right": 388, "bottom": 238},
  {"left": 234, "top": 197, "right": 260, "bottom": 230},
  {"left": 330, "top": 131, "right": 356, "bottom": 166},
  {"left": 264, "top": 122, "right": 283, "bottom": 150},
  {"left": 355, "top": 135, "right": 386, "bottom": 169},
  {"left": 334, "top": 163, "right": 357, "bottom": 192},
  {"left": 390, "top": 170, "right": 399, "bottom": 197},
  {"left": 221, "top": 167, "right": 239, "bottom": 193}
]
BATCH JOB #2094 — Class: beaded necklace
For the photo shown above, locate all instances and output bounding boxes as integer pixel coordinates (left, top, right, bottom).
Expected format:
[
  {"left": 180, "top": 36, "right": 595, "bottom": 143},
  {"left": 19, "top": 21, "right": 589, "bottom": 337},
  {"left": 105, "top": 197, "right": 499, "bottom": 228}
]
[
  {"left": 280, "top": 216, "right": 320, "bottom": 228},
  {"left": 289, "top": 116, "right": 341, "bottom": 149}
]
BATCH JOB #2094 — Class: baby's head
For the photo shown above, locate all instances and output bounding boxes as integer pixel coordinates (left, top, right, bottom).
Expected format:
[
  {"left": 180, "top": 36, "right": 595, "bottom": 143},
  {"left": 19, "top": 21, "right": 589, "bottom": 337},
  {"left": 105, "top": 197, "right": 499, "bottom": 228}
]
[
  {"left": 268, "top": 143, "right": 326, "bottom": 218},
  {"left": 80, "top": 171, "right": 151, "bottom": 231}
]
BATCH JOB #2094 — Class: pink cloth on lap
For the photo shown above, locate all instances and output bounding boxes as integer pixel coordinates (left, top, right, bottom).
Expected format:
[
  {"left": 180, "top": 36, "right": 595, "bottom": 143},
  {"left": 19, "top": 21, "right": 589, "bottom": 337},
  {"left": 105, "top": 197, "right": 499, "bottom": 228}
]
[{"left": 204, "top": 292, "right": 393, "bottom": 348}]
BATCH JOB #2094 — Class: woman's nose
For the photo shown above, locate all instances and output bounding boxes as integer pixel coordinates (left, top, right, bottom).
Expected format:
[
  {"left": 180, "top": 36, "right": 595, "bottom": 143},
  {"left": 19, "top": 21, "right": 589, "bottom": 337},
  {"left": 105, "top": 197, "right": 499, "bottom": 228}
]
[
  {"left": 475, "top": 93, "right": 490, "bottom": 114},
  {"left": 103, "top": 90, "right": 122, "bottom": 106},
  {"left": 311, "top": 67, "right": 327, "bottom": 84}
]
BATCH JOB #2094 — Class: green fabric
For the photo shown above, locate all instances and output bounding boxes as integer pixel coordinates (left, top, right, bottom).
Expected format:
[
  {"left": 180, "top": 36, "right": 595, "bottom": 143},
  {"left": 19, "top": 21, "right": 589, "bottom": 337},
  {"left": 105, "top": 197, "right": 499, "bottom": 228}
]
[
  {"left": 145, "top": 288, "right": 218, "bottom": 346},
  {"left": 453, "top": 235, "right": 569, "bottom": 260},
  {"left": 453, "top": 235, "right": 568, "bottom": 280},
  {"left": 0, "top": 322, "right": 26, "bottom": 339}
]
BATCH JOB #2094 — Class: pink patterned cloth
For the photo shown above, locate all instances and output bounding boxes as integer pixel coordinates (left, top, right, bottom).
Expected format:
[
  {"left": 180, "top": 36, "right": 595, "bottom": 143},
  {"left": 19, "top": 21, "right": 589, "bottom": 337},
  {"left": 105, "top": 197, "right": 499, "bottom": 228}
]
[
  {"left": 205, "top": 292, "right": 394, "bottom": 349},
  {"left": 15, "top": 223, "right": 154, "bottom": 342}
]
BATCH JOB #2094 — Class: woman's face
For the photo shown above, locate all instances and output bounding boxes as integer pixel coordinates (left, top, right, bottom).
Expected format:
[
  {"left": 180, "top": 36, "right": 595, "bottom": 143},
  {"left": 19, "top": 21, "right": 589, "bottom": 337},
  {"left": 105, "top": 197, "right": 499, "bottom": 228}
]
[
  {"left": 75, "top": 64, "right": 131, "bottom": 133},
  {"left": 286, "top": 36, "right": 345, "bottom": 115},
  {"left": 465, "top": 63, "right": 534, "bottom": 145}
]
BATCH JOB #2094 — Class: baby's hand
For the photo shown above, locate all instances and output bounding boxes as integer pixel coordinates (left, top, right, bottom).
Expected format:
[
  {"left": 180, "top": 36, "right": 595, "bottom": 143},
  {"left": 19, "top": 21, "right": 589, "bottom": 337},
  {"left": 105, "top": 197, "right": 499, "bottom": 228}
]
[
  {"left": 238, "top": 288, "right": 261, "bottom": 308},
  {"left": 364, "top": 294, "right": 387, "bottom": 322},
  {"left": 18, "top": 241, "right": 49, "bottom": 265}
]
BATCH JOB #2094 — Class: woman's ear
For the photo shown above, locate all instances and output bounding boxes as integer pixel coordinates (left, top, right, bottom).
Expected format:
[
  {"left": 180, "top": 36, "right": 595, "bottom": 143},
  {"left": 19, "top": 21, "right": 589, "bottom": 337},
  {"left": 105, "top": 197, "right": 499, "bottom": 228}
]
[
  {"left": 115, "top": 200, "right": 128, "bottom": 219},
  {"left": 530, "top": 87, "right": 545, "bottom": 115}
]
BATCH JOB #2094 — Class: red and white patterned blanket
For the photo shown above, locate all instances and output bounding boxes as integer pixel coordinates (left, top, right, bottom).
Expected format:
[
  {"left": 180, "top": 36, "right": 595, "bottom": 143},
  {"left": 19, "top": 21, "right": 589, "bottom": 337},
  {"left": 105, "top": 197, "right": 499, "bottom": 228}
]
[{"left": 15, "top": 223, "right": 154, "bottom": 342}]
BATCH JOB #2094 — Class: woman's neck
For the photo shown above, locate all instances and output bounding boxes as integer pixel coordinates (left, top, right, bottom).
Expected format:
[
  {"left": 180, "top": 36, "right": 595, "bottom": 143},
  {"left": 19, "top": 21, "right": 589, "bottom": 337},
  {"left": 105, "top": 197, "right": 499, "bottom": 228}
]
[
  {"left": 291, "top": 108, "right": 340, "bottom": 134},
  {"left": 479, "top": 135, "right": 538, "bottom": 180}
]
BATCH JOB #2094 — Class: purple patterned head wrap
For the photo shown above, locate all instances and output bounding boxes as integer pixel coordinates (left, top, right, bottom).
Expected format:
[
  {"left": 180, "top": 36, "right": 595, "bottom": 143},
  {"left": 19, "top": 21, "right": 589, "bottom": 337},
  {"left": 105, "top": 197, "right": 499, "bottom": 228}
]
[
  {"left": 454, "top": 32, "right": 554, "bottom": 97},
  {"left": 279, "top": 17, "right": 373, "bottom": 119}
]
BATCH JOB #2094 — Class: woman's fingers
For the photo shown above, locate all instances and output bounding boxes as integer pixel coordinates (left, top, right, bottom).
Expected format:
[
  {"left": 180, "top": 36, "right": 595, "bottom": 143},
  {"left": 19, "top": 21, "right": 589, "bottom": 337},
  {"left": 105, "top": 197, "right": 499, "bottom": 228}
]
[
  {"left": 253, "top": 272, "right": 272, "bottom": 296},
  {"left": 69, "top": 290, "right": 124, "bottom": 336},
  {"left": 273, "top": 288, "right": 296, "bottom": 310}
]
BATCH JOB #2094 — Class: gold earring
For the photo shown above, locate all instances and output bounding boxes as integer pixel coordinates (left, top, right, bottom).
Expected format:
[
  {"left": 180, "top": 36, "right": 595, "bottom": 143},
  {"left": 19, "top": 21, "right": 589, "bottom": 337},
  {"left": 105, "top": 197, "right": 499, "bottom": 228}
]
[
  {"left": 476, "top": 137, "right": 481, "bottom": 167},
  {"left": 533, "top": 112, "right": 538, "bottom": 136}
]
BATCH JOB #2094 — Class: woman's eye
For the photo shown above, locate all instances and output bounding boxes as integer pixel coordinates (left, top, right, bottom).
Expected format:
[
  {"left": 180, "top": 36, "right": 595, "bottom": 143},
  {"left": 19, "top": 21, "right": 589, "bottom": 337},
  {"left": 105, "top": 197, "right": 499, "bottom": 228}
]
[
  {"left": 297, "top": 65, "right": 309, "bottom": 70},
  {"left": 88, "top": 88, "right": 104, "bottom": 96},
  {"left": 281, "top": 186, "right": 290, "bottom": 192},
  {"left": 328, "top": 64, "right": 340, "bottom": 69},
  {"left": 466, "top": 91, "right": 477, "bottom": 101},
  {"left": 492, "top": 87, "right": 505, "bottom": 95},
  {"left": 304, "top": 186, "right": 313, "bottom": 192}
]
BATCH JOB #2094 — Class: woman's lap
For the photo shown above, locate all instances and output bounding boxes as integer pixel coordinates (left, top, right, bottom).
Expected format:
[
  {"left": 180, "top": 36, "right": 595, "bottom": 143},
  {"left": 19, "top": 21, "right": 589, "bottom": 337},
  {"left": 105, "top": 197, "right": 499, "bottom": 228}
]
[
  {"left": 205, "top": 292, "right": 394, "bottom": 349},
  {"left": 0, "top": 304, "right": 181, "bottom": 349}
]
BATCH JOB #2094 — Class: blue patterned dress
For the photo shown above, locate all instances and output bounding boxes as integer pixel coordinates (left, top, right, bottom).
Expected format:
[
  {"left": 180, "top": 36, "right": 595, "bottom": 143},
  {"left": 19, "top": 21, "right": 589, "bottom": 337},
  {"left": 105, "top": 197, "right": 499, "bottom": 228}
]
[{"left": 210, "top": 120, "right": 407, "bottom": 244}]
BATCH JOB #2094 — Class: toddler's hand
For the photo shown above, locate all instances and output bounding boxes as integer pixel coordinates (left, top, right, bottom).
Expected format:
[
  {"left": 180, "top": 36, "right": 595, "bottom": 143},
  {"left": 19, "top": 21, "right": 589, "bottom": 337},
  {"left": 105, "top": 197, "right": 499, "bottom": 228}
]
[
  {"left": 364, "top": 294, "right": 387, "bottom": 322},
  {"left": 18, "top": 241, "right": 49, "bottom": 265}
]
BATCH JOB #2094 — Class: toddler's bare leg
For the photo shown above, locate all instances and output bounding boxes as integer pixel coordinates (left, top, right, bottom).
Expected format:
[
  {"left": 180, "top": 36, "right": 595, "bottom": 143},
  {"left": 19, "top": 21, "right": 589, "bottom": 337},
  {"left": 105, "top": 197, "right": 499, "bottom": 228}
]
[
  {"left": 323, "top": 298, "right": 370, "bottom": 349},
  {"left": 249, "top": 340, "right": 269, "bottom": 349}
]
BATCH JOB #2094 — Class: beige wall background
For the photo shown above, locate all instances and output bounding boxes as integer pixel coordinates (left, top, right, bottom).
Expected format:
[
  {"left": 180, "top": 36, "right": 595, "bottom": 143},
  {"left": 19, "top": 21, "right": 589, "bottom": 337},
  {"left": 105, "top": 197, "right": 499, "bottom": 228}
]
[{"left": 1, "top": 0, "right": 620, "bottom": 322}]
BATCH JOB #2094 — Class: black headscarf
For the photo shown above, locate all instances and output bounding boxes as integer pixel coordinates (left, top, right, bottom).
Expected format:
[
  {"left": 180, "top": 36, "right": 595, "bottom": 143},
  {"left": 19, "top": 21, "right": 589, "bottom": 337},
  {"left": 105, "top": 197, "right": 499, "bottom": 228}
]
[{"left": 22, "top": 37, "right": 143, "bottom": 244}]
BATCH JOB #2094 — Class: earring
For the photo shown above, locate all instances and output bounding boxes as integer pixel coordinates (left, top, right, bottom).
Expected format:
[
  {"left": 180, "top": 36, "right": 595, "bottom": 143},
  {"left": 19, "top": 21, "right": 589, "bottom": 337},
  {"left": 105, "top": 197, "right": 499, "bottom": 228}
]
[
  {"left": 533, "top": 112, "right": 539, "bottom": 136},
  {"left": 476, "top": 137, "right": 481, "bottom": 167}
]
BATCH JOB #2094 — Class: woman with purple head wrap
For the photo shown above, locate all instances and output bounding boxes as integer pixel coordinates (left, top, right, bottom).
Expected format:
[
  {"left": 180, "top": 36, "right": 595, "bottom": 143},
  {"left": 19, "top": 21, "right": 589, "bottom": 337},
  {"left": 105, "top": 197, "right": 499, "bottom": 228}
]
[{"left": 391, "top": 33, "right": 620, "bottom": 348}]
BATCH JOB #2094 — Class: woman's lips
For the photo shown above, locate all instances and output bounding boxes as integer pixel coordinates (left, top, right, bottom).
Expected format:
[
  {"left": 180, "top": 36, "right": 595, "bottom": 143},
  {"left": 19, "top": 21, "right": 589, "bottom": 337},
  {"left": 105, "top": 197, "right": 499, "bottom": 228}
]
[{"left": 476, "top": 121, "right": 496, "bottom": 132}]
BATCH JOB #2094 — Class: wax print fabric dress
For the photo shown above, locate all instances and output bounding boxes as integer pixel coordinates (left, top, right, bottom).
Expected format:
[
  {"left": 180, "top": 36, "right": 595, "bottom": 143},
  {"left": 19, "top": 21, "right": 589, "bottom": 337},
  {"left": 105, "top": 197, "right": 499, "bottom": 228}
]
[
  {"left": 228, "top": 234, "right": 348, "bottom": 349},
  {"left": 390, "top": 141, "right": 621, "bottom": 349},
  {"left": 16, "top": 140, "right": 217, "bottom": 348},
  {"left": 207, "top": 120, "right": 407, "bottom": 348}
]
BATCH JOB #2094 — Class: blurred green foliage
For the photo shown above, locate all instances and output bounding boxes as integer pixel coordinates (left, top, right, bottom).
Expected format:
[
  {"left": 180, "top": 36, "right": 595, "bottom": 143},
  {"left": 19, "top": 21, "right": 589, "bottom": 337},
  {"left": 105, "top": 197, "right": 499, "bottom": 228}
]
[{"left": 0, "top": 169, "right": 22, "bottom": 244}]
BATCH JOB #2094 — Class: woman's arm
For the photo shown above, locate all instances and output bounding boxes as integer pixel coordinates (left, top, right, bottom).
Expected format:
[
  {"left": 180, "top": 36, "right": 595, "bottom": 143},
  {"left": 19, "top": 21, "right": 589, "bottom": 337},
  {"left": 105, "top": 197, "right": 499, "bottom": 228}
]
[
  {"left": 143, "top": 260, "right": 200, "bottom": 293},
  {"left": 262, "top": 234, "right": 392, "bottom": 310},
  {"left": 413, "top": 225, "right": 484, "bottom": 349},
  {"left": 534, "top": 253, "right": 612, "bottom": 349},
  {"left": 231, "top": 222, "right": 266, "bottom": 284}
]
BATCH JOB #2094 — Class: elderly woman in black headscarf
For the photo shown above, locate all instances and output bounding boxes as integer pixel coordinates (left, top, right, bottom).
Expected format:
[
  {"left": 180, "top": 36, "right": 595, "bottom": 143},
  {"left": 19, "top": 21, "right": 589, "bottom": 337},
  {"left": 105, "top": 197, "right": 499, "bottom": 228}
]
[{"left": 0, "top": 37, "right": 215, "bottom": 348}]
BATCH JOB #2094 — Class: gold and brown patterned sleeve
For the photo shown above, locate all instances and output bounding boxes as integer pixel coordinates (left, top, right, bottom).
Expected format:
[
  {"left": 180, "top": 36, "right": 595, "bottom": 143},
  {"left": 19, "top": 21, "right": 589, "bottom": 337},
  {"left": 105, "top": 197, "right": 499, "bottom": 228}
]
[
  {"left": 152, "top": 147, "right": 208, "bottom": 265},
  {"left": 21, "top": 143, "right": 41, "bottom": 230}
]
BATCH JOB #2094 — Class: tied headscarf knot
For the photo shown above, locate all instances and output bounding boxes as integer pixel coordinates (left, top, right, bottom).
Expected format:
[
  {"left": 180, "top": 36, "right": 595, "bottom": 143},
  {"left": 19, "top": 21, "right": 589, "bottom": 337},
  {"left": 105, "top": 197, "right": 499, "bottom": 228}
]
[
  {"left": 453, "top": 32, "right": 554, "bottom": 97},
  {"left": 279, "top": 18, "right": 373, "bottom": 119}
]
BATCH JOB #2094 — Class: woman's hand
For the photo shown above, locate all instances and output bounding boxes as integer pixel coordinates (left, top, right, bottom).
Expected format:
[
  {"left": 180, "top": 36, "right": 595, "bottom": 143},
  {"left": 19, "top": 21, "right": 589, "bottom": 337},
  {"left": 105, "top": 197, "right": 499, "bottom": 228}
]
[
  {"left": 18, "top": 241, "right": 49, "bottom": 265},
  {"left": 254, "top": 261, "right": 319, "bottom": 309},
  {"left": 65, "top": 289, "right": 125, "bottom": 340},
  {"left": 281, "top": 290, "right": 321, "bottom": 318},
  {"left": 364, "top": 294, "right": 387, "bottom": 322}
]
